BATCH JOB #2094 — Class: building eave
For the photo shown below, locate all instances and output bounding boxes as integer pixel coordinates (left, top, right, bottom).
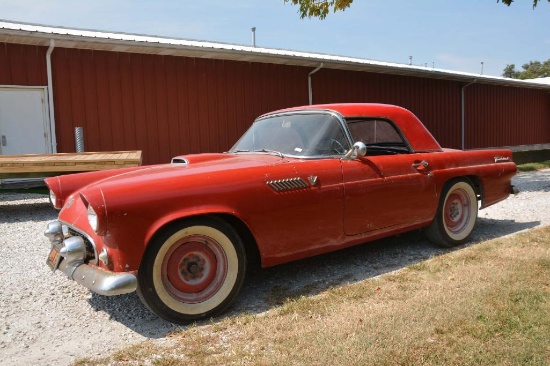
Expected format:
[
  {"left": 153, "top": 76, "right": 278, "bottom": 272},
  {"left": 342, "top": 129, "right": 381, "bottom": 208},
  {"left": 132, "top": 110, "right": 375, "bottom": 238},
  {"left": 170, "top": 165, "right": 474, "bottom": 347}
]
[{"left": 1, "top": 19, "right": 549, "bottom": 90}]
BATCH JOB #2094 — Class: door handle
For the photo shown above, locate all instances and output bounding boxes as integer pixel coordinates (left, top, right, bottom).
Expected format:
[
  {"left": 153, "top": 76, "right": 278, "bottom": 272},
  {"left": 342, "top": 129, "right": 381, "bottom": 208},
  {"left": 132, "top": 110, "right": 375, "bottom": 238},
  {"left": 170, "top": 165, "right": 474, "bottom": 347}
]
[
  {"left": 1, "top": 135, "right": 6, "bottom": 147},
  {"left": 412, "top": 160, "right": 429, "bottom": 169}
]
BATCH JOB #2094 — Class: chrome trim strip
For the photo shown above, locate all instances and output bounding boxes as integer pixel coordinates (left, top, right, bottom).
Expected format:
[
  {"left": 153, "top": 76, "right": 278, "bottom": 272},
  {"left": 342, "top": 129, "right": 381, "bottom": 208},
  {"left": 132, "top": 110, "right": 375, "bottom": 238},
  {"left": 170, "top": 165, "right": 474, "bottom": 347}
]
[{"left": 256, "top": 109, "right": 353, "bottom": 147}]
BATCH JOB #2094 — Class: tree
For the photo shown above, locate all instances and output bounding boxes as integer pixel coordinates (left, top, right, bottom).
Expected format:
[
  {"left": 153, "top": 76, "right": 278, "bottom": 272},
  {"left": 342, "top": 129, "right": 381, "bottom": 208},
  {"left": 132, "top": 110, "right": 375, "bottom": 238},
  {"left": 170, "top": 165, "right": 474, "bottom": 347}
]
[
  {"left": 502, "top": 64, "right": 520, "bottom": 79},
  {"left": 498, "top": 0, "right": 549, "bottom": 9},
  {"left": 285, "top": 0, "right": 548, "bottom": 19},
  {"left": 502, "top": 59, "right": 550, "bottom": 79},
  {"left": 283, "top": 0, "right": 353, "bottom": 19}
]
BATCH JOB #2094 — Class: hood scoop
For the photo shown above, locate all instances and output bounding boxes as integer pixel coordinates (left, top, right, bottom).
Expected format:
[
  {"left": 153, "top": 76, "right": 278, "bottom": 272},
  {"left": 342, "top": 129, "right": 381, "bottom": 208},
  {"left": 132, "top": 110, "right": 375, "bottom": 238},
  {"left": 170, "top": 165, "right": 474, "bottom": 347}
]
[{"left": 171, "top": 157, "right": 189, "bottom": 165}]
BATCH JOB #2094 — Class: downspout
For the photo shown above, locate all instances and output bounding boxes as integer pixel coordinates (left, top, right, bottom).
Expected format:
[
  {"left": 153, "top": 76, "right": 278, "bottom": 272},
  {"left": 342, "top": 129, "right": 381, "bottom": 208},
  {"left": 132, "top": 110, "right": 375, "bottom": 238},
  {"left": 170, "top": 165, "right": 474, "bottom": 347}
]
[
  {"left": 461, "top": 79, "right": 476, "bottom": 150},
  {"left": 46, "top": 39, "right": 57, "bottom": 153},
  {"left": 308, "top": 63, "right": 324, "bottom": 105}
]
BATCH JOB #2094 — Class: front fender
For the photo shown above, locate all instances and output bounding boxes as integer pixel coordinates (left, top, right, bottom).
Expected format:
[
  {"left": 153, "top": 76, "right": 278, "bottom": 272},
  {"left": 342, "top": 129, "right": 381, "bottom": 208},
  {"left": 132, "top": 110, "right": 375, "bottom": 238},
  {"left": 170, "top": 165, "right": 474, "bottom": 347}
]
[{"left": 143, "top": 205, "right": 253, "bottom": 247}]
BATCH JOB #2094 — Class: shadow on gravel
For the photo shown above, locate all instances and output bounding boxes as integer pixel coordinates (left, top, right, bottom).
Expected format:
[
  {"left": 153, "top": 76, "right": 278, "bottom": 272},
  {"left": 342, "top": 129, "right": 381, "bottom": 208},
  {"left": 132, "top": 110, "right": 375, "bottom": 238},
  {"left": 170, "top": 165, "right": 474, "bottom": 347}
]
[
  {"left": 231, "top": 216, "right": 541, "bottom": 318},
  {"left": 87, "top": 292, "right": 177, "bottom": 337},
  {"left": 514, "top": 171, "right": 550, "bottom": 193},
  {"left": 233, "top": 231, "right": 440, "bottom": 314},
  {"left": 474, "top": 218, "right": 540, "bottom": 241},
  {"left": 0, "top": 200, "right": 55, "bottom": 224},
  {"left": 84, "top": 214, "right": 542, "bottom": 337}
]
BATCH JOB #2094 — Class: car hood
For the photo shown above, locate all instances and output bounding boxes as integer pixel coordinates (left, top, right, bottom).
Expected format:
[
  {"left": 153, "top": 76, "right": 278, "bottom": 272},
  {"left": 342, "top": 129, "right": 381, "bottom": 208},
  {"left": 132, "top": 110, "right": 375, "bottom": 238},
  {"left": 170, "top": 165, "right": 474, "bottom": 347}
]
[
  {"left": 46, "top": 152, "right": 296, "bottom": 208},
  {"left": 85, "top": 153, "right": 287, "bottom": 189}
]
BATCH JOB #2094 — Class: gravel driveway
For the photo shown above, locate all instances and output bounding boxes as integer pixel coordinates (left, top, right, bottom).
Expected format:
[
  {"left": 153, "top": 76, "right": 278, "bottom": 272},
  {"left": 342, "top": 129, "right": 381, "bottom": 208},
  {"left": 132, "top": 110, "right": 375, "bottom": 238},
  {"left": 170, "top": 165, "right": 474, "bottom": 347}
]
[{"left": 1, "top": 170, "right": 549, "bottom": 365}]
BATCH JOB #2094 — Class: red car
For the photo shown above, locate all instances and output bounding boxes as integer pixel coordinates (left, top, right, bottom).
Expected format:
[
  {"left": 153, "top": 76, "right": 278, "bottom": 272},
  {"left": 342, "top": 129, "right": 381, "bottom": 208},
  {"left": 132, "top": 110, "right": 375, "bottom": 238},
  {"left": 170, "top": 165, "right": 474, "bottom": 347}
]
[{"left": 44, "top": 103, "right": 517, "bottom": 324}]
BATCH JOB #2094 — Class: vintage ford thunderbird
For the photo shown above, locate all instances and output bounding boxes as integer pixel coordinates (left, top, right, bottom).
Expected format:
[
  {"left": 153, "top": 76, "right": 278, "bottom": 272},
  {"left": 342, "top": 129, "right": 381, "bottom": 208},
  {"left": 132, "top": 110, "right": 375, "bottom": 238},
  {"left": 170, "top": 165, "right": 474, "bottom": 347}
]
[{"left": 44, "top": 103, "right": 517, "bottom": 324}]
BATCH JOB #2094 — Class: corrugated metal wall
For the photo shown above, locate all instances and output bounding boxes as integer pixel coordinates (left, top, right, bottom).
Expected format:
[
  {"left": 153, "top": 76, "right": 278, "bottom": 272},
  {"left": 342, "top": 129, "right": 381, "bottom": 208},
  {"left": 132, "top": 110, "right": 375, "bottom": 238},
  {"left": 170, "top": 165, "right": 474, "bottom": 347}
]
[
  {"left": 51, "top": 48, "right": 309, "bottom": 164},
  {"left": 2, "top": 42, "right": 549, "bottom": 164},
  {"left": 465, "top": 83, "right": 550, "bottom": 149},
  {"left": 0, "top": 43, "right": 47, "bottom": 85}
]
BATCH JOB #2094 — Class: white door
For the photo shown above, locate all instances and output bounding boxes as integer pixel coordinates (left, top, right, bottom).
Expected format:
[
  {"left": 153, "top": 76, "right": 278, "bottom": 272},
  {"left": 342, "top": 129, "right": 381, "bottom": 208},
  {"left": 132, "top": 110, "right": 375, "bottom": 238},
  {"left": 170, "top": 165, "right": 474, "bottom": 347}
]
[{"left": 0, "top": 87, "right": 50, "bottom": 156}]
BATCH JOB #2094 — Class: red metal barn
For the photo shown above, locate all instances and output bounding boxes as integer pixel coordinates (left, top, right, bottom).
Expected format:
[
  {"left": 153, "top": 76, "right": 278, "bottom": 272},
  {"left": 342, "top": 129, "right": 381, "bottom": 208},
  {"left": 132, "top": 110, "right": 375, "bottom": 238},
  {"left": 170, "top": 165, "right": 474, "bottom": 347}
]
[{"left": 1, "top": 20, "right": 549, "bottom": 165}]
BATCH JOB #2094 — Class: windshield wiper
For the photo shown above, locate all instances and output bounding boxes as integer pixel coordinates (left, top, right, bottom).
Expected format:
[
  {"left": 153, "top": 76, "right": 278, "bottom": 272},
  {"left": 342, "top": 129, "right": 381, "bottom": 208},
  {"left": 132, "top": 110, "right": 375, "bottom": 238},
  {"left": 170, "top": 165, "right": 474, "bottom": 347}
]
[
  {"left": 253, "top": 149, "right": 284, "bottom": 158},
  {"left": 231, "top": 149, "right": 250, "bottom": 153}
]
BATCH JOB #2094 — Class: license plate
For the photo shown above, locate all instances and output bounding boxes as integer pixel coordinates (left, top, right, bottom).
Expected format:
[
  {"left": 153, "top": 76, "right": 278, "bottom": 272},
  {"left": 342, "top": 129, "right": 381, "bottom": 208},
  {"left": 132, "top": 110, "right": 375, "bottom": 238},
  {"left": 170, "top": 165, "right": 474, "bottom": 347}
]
[{"left": 46, "top": 243, "right": 62, "bottom": 271}]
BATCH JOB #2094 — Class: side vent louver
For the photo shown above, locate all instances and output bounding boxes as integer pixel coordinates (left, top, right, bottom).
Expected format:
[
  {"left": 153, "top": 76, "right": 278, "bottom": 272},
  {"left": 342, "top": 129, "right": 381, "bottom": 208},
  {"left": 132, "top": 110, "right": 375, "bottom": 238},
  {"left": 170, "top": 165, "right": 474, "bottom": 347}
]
[{"left": 267, "top": 178, "right": 309, "bottom": 192}]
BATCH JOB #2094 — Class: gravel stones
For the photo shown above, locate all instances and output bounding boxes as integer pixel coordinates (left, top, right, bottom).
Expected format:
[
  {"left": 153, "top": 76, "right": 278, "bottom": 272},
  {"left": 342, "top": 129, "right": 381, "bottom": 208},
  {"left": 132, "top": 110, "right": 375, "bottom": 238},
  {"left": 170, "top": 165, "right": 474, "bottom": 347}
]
[{"left": 1, "top": 170, "right": 549, "bottom": 365}]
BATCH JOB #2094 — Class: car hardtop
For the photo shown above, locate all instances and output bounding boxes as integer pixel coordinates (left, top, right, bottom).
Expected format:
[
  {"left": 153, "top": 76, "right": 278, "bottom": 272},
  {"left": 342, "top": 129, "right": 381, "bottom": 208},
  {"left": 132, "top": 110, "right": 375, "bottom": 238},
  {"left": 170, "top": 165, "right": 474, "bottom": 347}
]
[{"left": 258, "top": 103, "right": 442, "bottom": 153}]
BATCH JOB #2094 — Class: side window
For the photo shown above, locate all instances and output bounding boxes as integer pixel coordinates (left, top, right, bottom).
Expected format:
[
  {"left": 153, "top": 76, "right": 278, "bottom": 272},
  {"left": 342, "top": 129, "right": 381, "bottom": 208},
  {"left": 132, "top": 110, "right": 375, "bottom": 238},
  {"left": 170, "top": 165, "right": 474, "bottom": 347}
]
[{"left": 347, "top": 119, "right": 409, "bottom": 155}]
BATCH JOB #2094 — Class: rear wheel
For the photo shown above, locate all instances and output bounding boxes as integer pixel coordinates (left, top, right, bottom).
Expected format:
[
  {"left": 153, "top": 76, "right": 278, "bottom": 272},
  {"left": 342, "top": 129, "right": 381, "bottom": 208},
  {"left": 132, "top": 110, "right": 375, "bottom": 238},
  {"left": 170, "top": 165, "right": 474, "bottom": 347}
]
[
  {"left": 137, "top": 217, "right": 246, "bottom": 324},
  {"left": 425, "top": 179, "right": 478, "bottom": 247}
]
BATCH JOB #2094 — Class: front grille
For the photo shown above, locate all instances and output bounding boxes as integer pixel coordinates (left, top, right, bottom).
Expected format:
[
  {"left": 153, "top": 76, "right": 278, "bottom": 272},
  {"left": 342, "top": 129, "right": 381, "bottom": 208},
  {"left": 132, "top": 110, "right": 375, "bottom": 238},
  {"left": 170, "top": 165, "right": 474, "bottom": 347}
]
[{"left": 68, "top": 228, "right": 97, "bottom": 264}]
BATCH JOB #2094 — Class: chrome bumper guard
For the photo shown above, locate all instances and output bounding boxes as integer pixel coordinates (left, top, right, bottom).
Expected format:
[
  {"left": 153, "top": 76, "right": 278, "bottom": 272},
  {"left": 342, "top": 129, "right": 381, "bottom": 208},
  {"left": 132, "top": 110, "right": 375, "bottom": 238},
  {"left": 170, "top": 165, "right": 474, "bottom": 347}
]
[{"left": 44, "top": 221, "right": 137, "bottom": 296}]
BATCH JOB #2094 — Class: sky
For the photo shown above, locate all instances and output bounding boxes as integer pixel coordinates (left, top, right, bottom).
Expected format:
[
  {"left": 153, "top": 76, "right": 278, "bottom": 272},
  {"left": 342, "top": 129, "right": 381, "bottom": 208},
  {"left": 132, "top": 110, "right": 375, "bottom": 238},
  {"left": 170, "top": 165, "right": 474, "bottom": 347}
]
[{"left": 0, "top": 0, "right": 549, "bottom": 77}]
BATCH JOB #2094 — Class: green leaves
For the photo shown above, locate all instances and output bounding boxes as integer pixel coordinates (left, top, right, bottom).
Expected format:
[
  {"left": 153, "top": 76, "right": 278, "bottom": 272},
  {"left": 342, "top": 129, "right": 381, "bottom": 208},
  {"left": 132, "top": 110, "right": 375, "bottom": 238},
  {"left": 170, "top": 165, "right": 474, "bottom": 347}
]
[
  {"left": 283, "top": 0, "right": 354, "bottom": 19},
  {"left": 502, "top": 59, "right": 550, "bottom": 79},
  {"left": 285, "top": 0, "right": 548, "bottom": 20},
  {"left": 498, "top": 0, "right": 550, "bottom": 9}
]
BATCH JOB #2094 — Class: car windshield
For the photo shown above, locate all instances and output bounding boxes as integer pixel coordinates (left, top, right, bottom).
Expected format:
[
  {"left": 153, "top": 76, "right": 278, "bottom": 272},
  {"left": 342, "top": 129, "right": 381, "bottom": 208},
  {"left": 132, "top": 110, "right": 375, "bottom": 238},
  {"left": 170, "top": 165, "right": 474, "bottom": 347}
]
[{"left": 230, "top": 113, "right": 351, "bottom": 157}]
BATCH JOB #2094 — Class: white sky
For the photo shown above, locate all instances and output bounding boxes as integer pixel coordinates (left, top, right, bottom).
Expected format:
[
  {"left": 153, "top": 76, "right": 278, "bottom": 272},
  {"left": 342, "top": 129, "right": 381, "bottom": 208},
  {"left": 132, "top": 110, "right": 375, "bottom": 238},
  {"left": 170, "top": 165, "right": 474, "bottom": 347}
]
[{"left": 0, "top": 0, "right": 548, "bottom": 77}]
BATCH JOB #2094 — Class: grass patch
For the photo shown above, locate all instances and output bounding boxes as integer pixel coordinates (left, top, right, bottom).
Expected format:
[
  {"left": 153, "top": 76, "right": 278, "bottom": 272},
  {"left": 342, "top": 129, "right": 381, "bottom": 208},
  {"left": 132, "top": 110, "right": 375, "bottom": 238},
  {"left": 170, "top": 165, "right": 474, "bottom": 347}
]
[
  {"left": 74, "top": 227, "right": 550, "bottom": 366},
  {"left": 517, "top": 160, "right": 550, "bottom": 172},
  {"left": 0, "top": 187, "right": 48, "bottom": 195}
]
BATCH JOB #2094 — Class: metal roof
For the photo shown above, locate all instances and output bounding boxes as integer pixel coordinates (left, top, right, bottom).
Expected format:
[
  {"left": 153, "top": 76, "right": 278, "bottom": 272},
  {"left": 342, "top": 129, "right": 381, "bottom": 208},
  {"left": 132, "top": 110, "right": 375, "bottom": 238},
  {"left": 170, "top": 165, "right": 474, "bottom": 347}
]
[{"left": 1, "top": 19, "right": 549, "bottom": 90}]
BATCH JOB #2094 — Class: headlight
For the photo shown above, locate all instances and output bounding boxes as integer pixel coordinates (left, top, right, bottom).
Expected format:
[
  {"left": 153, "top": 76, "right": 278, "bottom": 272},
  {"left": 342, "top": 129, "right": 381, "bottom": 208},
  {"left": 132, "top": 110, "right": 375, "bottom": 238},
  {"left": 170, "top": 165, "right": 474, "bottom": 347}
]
[
  {"left": 88, "top": 205, "right": 98, "bottom": 232},
  {"left": 80, "top": 190, "right": 107, "bottom": 235},
  {"left": 49, "top": 190, "right": 57, "bottom": 208}
]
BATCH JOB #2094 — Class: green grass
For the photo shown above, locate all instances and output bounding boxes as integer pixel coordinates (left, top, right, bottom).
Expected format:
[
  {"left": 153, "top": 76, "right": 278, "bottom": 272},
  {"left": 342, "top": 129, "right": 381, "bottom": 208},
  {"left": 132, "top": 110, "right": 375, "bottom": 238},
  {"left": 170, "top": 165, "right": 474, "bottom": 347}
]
[{"left": 517, "top": 160, "right": 550, "bottom": 172}]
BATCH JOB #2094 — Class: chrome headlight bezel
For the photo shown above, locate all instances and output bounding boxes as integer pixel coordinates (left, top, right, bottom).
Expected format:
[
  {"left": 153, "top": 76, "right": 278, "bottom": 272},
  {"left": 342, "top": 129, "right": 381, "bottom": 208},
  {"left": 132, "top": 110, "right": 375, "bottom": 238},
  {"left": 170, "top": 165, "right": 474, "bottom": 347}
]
[
  {"left": 87, "top": 204, "right": 99, "bottom": 232},
  {"left": 80, "top": 190, "right": 107, "bottom": 236},
  {"left": 49, "top": 189, "right": 58, "bottom": 209}
]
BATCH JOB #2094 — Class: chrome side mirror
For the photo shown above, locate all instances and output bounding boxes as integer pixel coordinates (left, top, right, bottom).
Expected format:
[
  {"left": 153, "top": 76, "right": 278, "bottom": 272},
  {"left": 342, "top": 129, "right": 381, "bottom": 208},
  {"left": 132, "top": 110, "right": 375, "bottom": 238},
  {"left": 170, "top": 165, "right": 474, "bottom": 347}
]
[{"left": 343, "top": 142, "right": 367, "bottom": 160}]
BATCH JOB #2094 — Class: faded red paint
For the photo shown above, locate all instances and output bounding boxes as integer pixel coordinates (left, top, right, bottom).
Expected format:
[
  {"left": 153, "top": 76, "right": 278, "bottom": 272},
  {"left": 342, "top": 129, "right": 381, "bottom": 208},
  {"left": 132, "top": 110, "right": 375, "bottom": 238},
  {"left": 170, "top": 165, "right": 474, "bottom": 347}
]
[
  {"left": 46, "top": 103, "right": 517, "bottom": 271},
  {"left": 44, "top": 103, "right": 517, "bottom": 323}
]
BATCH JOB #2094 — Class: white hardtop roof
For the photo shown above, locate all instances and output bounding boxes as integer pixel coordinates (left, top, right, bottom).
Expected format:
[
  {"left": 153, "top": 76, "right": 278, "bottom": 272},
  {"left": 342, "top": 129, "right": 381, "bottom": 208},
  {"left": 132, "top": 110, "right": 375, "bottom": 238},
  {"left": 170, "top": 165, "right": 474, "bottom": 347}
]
[{"left": 1, "top": 19, "right": 549, "bottom": 90}]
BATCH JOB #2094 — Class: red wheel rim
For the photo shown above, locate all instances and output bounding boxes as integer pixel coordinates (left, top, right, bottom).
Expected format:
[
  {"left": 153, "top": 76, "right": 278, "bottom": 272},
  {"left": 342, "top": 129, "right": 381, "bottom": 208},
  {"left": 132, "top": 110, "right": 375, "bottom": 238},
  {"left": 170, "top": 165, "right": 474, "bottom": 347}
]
[
  {"left": 162, "top": 235, "right": 227, "bottom": 303},
  {"left": 444, "top": 189, "right": 471, "bottom": 234}
]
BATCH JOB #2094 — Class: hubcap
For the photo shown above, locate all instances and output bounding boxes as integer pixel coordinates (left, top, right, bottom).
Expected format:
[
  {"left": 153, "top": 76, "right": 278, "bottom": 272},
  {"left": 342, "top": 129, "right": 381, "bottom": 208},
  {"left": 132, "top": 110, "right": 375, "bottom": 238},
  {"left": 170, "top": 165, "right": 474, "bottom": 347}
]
[
  {"left": 444, "top": 189, "right": 470, "bottom": 234},
  {"left": 162, "top": 235, "right": 227, "bottom": 303}
]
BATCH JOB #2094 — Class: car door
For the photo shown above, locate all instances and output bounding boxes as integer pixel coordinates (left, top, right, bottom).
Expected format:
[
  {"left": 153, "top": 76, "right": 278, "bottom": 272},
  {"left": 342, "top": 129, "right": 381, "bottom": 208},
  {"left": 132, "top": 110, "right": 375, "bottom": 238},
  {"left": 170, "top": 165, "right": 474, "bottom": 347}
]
[
  {"left": 342, "top": 119, "right": 438, "bottom": 236},
  {"left": 250, "top": 157, "right": 345, "bottom": 265}
]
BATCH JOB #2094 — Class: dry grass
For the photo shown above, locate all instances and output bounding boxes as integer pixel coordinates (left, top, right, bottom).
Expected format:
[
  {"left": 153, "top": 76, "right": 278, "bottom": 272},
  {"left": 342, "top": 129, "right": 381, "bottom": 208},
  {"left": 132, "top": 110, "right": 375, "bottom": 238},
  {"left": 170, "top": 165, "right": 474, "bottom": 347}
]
[{"left": 74, "top": 227, "right": 550, "bottom": 366}]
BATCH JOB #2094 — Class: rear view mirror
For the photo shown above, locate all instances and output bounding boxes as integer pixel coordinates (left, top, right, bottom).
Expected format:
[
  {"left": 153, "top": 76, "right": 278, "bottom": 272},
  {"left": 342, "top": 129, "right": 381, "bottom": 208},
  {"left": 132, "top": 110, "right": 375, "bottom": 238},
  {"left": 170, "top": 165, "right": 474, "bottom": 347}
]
[{"left": 343, "top": 142, "right": 367, "bottom": 160}]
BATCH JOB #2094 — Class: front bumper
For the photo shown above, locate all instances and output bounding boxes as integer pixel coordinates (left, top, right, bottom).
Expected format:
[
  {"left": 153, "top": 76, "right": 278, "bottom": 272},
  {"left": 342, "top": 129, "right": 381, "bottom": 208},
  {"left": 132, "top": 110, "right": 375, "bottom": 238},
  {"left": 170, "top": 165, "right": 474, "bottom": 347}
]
[{"left": 44, "top": 221, "right": 137, "bottom": 296}]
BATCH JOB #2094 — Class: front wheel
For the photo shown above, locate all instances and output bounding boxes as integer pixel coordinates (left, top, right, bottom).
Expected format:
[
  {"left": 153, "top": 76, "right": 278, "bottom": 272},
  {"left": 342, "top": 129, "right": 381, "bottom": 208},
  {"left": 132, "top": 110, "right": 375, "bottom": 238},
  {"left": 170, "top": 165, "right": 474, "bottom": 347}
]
[
  {"left": 137, "top": 217, "right": 246, "bottom": 324},
  {"left": 425, "top": 179, "right": 478, "bottom": 247}
]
